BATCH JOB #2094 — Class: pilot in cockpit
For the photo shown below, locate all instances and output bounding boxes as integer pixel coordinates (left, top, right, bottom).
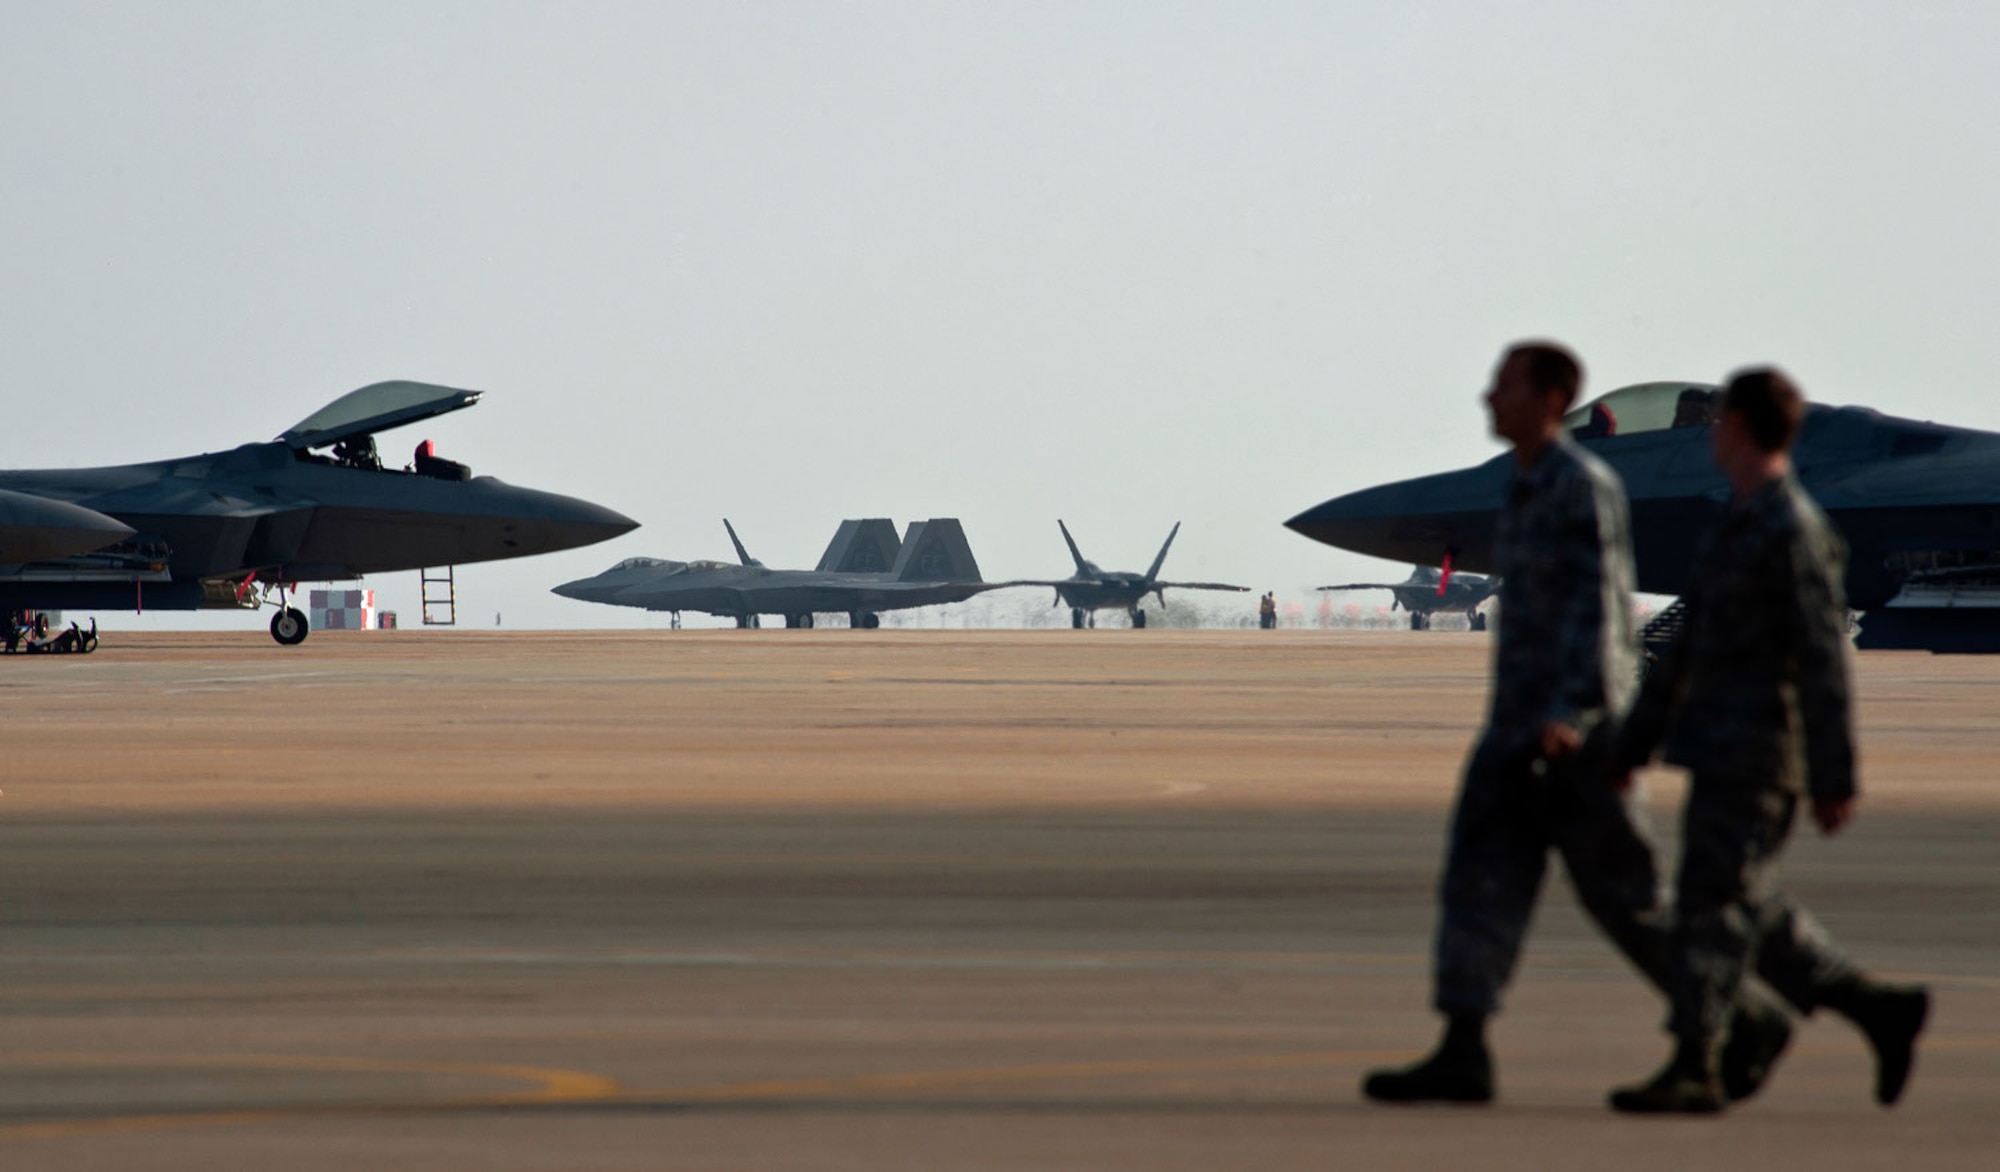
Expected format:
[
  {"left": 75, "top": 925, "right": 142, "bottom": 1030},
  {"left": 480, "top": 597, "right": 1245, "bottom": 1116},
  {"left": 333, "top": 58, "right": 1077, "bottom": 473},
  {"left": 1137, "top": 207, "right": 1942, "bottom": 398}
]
[
  {"left": 331, "top": 434, "right": 381, "bottom": 471},
  {"left": 1671, "top": 387, "right": 1719, "bottom": 428}
]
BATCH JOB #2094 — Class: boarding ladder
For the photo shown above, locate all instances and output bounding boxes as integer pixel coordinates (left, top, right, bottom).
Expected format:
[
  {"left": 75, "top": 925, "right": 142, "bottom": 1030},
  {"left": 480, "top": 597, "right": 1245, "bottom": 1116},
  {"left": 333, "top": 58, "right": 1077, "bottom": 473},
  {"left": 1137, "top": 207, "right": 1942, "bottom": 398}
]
[
  {"left": 421, "top": 565, "right": 458, "bottom": 626},
  {"left": 1637, "top": 598, "right": 1688, "bottom": 675}
]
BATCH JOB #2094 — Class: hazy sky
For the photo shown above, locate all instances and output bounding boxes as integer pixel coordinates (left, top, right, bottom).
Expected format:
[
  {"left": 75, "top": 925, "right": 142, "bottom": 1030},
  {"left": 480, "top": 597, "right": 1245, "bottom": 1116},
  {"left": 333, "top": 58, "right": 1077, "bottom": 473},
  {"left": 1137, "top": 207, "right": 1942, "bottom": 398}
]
[{"left": 7, "top": 2, "right": 1998, "bottom": 629}]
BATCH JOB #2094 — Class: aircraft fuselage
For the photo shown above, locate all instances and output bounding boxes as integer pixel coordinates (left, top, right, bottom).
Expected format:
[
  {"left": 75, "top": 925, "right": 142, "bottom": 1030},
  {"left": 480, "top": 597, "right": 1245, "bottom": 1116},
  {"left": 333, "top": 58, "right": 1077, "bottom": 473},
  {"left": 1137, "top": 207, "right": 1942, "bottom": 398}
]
[
  {"left": 1287, "top": 398, "right": 2000, "bottom": 614},
  {"left": 0, "top": 442, "right": 635, "bottom": 610}
]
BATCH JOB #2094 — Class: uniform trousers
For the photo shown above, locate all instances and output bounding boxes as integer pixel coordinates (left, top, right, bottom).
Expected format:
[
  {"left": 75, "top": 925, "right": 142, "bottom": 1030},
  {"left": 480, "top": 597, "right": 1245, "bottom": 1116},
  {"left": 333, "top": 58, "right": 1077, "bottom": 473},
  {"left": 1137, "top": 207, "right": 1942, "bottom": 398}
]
[
  {"left": 1434, "top": 730, "right": 1676, "bottom": 1016},
  {"left": 1671, "top": 775, "right": 1857, "bottom": 1045}
]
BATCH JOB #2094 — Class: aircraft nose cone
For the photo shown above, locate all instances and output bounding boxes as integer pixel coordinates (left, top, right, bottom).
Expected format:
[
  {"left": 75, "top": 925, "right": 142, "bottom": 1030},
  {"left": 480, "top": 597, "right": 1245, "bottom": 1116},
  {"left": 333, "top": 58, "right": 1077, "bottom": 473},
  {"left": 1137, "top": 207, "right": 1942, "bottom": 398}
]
[
  {"left": 1286, "top": 461, "right": 1509, "bottom": 567},
  {"left": 0, "top": 490, "right": 136, "bottom": 563},
  {"left": 527, "top": 494, "right": 640, "bottom": 555},
  {"left": 565, "top": 500, "right": 640, "bottom": 546},
  {"left": 550, "top": 576, "right": 600, "bottom": 602},
  {"left": 1284, "top": 487, "right": 1397, "bottom": 552}
]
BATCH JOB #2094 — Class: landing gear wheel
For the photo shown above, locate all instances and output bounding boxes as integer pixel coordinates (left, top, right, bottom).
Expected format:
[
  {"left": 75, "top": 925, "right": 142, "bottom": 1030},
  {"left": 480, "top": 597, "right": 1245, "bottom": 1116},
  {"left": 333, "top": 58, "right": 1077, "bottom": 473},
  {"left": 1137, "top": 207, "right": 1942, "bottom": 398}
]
[
  {"left": 1409, "top": 612, "right": 1428, "bottom": 632},
  {"left": 785, "top": 613, "right": 815, "bottom": 629},
  {"left": 1469, "top": 612, "right": 1487, "bottom": 632},
  {"left": 1130, "top": 609, "right": 1147, "bottom": 629},
  {"left": 271, "top": 607, "right": 309, "bottom": 645},
  {"left": 861, "top": 612, "right": 879, "bottom": 629},
  {"left": 1072, "top": 608, "right": 1087, "bottom": 629}
]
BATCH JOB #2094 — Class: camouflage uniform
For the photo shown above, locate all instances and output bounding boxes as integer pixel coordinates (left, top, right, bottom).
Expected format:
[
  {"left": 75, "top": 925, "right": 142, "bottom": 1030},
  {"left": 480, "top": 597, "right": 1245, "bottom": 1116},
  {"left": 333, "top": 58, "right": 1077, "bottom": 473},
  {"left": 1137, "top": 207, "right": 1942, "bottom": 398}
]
[
  {"left": 1614, "top": 471, "right": 1858, "bottom": 1049},
  {"left": 1434, "top": 435, "right": 1670, "bottom": 1015}
]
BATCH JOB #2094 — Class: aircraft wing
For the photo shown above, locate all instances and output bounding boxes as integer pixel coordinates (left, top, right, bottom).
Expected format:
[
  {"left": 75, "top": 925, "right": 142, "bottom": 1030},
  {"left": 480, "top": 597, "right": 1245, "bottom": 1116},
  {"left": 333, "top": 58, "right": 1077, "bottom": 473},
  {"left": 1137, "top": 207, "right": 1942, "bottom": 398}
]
[
  {"left": 279, "top": 381, "right": 483, "bottom": 450},
  {"left": 1316, "top": 582, "right": 1406, "bottom": 592},
  {"left": 1154, "top": 581, "right": 1250, "bottom": 592},
  {"left": 746, "top": 580, "right": 1007, "bottom": 613}
]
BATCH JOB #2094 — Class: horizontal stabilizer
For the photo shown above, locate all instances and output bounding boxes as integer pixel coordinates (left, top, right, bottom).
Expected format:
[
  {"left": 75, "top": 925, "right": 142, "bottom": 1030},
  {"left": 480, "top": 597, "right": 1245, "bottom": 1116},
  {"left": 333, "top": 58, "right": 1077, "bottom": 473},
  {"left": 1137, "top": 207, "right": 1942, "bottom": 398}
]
[
  {"left": 0, "top": 489, "right": 135, "bottom": 564},
  {"left": 1155, "top": 580, "right": 1249, "bottom": 592},
  {"left": 817, "top": 518, "right": 901, "bottom": 574},
  {"left": 893, "top": 519, "right": 981, "bottom": 583}
]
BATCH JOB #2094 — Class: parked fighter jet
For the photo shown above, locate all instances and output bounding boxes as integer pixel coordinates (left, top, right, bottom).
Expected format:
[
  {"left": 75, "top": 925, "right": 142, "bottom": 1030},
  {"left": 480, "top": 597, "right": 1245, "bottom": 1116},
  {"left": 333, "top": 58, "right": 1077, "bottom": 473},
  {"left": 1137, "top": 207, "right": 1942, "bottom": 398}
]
[
  {"left": 1286, "top": 380, "right": 2000, "bottom": 651},
  {"left": 0, "top": 489, "right": 133, "bottom": 564},
  {"left": 552, "top": 518, "right": 1010, "bottom": 628},
  {"left": 1047, "top": 521, "right": 1247, "bottom": 628},
  {"left": 1319, "top": 564, "right": 1500, "bottom": 630},
  {"left": 0, "top": 381, "right": 636, "bottom": 644}
]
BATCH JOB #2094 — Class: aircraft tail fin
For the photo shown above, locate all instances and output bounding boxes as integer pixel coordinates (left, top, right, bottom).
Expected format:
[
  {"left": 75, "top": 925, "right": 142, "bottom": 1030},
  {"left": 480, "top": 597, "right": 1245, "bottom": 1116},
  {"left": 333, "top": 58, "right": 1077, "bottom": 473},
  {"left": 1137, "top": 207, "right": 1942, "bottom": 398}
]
[
  {"left": 1057, "top": 520, "right": 1091, "bottom": 576},
  {"left": 893, "top": 519, "right": 981, "bottom": 582},
  {"left": 816, "top": 518, "right": 901, "bottom": 574},
  {"left": 723, "top": 519, "right": 762, "bottom": 568},
  {"left": 1144, "top": 522, "right": 1182, "bottom": 581}
]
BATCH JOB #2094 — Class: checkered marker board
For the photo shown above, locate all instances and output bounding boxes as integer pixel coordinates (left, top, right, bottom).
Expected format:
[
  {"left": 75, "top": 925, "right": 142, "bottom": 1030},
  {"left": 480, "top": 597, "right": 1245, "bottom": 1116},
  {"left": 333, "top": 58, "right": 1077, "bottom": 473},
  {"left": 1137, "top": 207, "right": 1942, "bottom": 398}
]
[{"left": 309, "top": 589, "right": 376, "bottom": 631}]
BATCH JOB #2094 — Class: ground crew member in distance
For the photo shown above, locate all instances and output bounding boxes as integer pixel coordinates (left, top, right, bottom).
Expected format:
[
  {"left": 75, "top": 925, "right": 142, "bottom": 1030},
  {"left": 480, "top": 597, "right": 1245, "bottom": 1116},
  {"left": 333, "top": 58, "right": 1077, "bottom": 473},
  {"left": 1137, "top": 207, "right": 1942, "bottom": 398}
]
[
  {"left": 1607, "top": 368, "right": 1929, "bottom": 1114},
  {"left": 1364, "top": 341, "right": 1788, "bottom": 1105}
]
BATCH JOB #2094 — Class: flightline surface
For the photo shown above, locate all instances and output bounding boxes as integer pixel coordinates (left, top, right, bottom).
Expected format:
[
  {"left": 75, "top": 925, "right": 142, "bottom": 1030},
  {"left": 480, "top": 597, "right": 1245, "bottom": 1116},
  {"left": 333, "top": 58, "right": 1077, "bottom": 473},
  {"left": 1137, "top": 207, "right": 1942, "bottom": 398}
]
[{"left": 1, "top": 630, "right": 1995, "bottom": 1170}]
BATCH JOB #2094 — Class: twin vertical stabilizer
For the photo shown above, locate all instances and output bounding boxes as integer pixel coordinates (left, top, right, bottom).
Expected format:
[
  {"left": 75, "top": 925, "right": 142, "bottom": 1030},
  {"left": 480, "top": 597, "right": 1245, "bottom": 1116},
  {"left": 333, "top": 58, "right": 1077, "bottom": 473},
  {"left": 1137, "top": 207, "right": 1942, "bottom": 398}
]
[{"left": 893, "top": 519, "right": 981, "bottom": 582}]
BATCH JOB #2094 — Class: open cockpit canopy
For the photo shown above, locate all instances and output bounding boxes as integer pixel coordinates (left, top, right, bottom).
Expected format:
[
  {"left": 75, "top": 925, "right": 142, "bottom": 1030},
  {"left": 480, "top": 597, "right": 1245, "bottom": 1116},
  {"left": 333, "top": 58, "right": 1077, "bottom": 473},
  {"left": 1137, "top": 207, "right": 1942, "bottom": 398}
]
[
  {"left": 1565, "top": 381, "right": 1722, "bottom": 441},
  {"left": 279, "top": 381, "right": 483, "bottom": 450}
]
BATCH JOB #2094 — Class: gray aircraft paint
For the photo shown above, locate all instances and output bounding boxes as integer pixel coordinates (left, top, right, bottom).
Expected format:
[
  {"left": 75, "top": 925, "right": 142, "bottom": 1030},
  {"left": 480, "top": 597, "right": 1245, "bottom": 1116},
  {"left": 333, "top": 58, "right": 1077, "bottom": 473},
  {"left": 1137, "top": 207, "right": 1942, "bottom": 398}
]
[
  {"left": 1044, "top": 520, "right": 1247, "bottom": 629},
  {"left": 1319, "top": 564, "right": 1499, "bottom": 631},
  {"left": 1286, "top": 381, "right": 2000, "bottom": 651},
  {"left": 0, "top": 382, "right": 636, "bottom": 642},
  {"left": 0, "top": 489, "right": 133, "bottom": 565},
  {"left": 552, "top": 517, "right": 1014, "bottom": 628}
]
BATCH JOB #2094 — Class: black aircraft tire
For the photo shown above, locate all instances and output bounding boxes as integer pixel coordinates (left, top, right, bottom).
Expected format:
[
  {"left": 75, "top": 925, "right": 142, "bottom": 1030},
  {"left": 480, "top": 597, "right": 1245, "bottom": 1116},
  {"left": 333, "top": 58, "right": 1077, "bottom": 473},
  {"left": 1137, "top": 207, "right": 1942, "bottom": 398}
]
[
  {"left": 1470, "top": 612, "right": 1487, "bottom": 632},
  {"left": 862, "top": 613, "right": 880, "bottom": 629},
  {"left": 1131, "top": 610, "right": 1147, "bottom": 629},
  {"left": 1071, "top": 609, "right": 1086, "bottom": 629},
  {"left": 271, "top": 607, "right": 309, "bottom": 646}
]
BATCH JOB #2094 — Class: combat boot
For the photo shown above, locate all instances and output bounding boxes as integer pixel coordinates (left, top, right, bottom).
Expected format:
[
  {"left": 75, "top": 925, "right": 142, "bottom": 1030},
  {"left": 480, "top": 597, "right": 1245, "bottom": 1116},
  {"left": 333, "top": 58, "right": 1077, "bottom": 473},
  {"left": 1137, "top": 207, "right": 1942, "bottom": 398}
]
[
  {"left": 1719, "top": 1005, "right": 1794, "bottom": 1102},
  {"left": 1608, "top": 1036, "right": 1725, "bottom": 1114},
  {"left": 1362, "top": 1015, "right": 1494, "bottom": 1104},
  {"left": 1823, "top": 979, "right": 1930, "bottom": 1106}
]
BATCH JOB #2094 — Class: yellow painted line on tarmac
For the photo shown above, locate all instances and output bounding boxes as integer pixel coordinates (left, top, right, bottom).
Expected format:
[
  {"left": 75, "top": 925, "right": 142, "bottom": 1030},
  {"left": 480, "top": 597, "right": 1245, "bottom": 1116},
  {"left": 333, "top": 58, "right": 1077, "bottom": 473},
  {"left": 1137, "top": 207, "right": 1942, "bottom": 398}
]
[
  {"left": 0, "top": 1053, "right": 621, "bottom": 1142},
  {"left": 14, "top": 1034, "right": 1996, "bottom": 1141}
]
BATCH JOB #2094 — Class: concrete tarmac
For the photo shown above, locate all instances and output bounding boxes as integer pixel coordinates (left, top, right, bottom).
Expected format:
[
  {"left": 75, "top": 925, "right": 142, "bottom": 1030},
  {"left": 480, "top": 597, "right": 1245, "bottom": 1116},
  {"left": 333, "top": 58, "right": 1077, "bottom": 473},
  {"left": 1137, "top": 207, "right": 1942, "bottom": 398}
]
[{"left": 1, "top": 630, "right": 1994, "bottom": 1169}]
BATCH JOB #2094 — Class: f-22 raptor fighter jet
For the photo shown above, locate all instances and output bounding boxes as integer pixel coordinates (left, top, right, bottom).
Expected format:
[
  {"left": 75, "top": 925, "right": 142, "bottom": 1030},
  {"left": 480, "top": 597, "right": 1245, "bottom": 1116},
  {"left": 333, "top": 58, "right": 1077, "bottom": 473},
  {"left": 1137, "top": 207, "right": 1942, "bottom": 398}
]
[
  {"left": 1319, "top": 564, "right": 1500, "bottom": 631},
  {"left": 0, "top": 381, "right": 636, "bottom": 645},
  {"left": 553, "top": 518, "right": 1011, "bottom": 629},
  {"left": 1047, "top": 521, "right": 1247, "bottom": 629},
  {"left": 1286, "top": 379, "right": 2000, "bottom": 651}
]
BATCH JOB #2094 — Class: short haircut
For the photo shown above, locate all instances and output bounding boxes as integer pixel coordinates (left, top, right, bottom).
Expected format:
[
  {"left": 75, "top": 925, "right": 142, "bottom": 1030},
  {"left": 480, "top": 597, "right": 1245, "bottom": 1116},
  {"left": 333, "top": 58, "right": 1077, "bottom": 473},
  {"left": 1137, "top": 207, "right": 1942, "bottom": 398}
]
[
  {"left": 1721, "top": 367, "right": 1806, "bottom": 452},
  {"left": 1506, "top": 341, "right": 1584, "bottom": 412}
]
